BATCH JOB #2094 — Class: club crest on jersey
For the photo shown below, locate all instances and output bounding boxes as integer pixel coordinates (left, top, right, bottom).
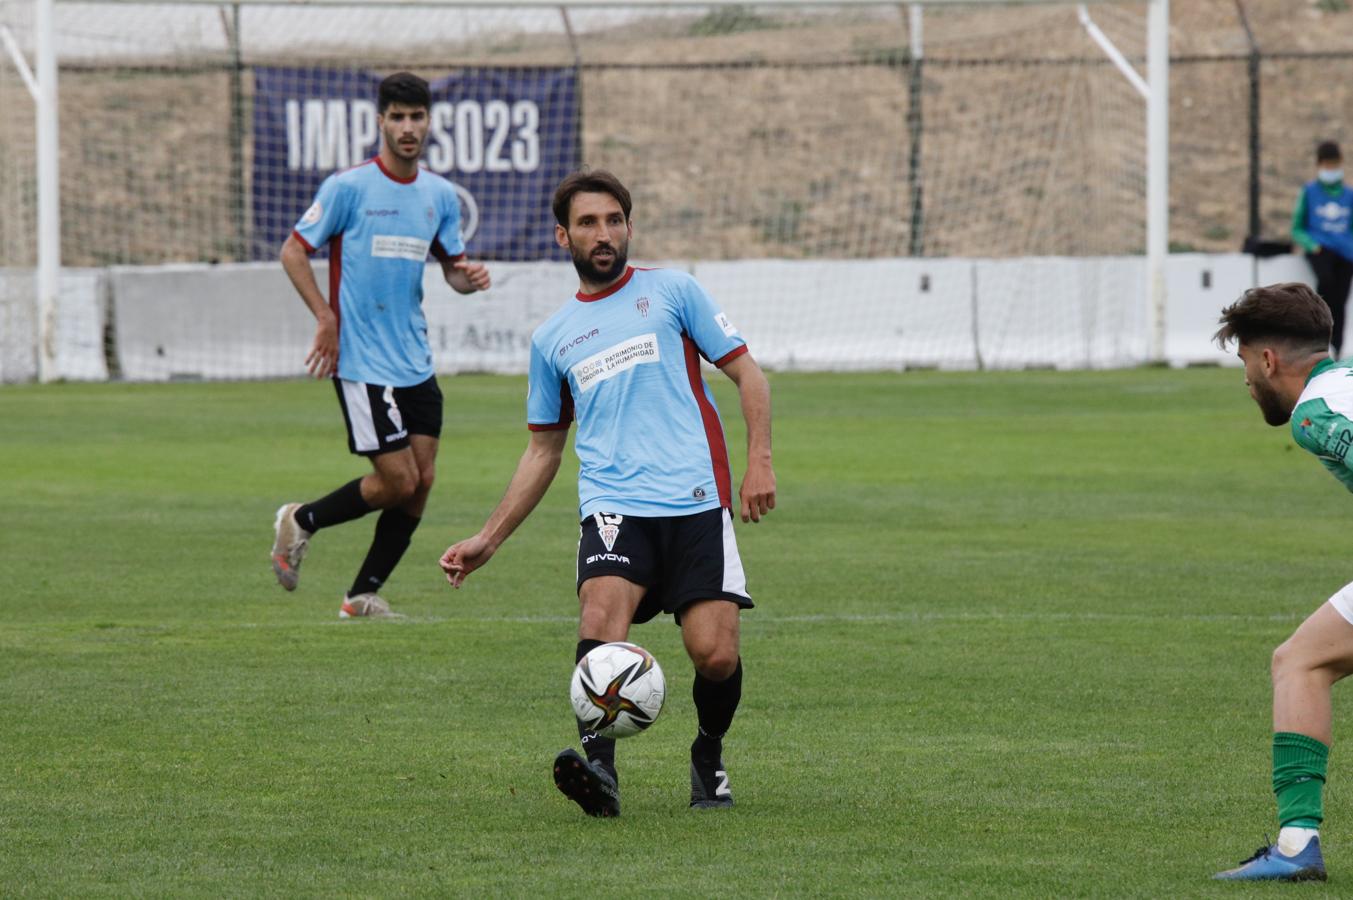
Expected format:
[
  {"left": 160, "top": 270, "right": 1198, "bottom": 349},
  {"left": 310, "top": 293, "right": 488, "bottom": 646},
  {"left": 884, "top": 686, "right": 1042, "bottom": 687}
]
[
  {"left": 426, "top": 205, "right": 436, "bottom": 225},
  {"left": 636, "top": 297, "right": 650, "bottom": 318},
  {"left": 594, "top": 512, "right": 623, "bottom": 552}
]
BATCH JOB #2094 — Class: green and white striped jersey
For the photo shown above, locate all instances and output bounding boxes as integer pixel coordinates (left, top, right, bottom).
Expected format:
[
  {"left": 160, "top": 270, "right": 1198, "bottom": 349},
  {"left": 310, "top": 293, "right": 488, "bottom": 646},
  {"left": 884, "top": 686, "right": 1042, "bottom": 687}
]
[{"left": 1293, "top": 358, "right": 1353, "bottom": 492}]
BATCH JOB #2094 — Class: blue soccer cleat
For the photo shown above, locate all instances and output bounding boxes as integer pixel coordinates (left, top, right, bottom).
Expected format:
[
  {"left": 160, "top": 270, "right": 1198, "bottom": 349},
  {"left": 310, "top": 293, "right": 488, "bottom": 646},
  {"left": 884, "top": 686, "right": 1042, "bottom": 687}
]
[{"left": 1213, "top": 837, "right": 1327, "bottom": 882}]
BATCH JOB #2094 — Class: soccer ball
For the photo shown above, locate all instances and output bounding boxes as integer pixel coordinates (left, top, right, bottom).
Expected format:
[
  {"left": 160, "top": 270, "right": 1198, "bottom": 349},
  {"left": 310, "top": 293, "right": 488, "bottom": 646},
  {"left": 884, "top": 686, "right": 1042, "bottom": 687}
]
[{"left": 570, "top": 642, "right": 666, "bottom": 739}]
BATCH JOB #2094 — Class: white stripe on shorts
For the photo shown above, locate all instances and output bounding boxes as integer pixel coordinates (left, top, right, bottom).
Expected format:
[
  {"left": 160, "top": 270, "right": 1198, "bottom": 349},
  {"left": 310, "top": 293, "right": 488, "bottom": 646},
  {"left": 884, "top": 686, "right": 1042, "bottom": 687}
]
[
  {"left": 340, "top": 379, "right": 379, "bottom": 453},
  {"left": 1329, "top": 581, "right": 1353, "bottom": 625},
  {"left": 721, "top": 508, "right": 749, "bottom": 598}
]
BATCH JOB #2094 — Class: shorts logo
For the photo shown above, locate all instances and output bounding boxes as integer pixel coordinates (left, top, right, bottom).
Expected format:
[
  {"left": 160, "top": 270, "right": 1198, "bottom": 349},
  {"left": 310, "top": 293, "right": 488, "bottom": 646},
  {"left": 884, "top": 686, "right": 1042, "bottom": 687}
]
[
  {"left": 594, "top": 512, "right": 623, "bottom": 552},
  {"left": 302, "top": 201, "right": 323, "bottom": 225},
  {"left": 381, "top": 386, "right": 405, "bottom": 435},
  {"left": 636, "top": 297, "right": 650, "bottom": 318},
  {"left": 693, "top": 487, "right": 706, "bottom": 500}
]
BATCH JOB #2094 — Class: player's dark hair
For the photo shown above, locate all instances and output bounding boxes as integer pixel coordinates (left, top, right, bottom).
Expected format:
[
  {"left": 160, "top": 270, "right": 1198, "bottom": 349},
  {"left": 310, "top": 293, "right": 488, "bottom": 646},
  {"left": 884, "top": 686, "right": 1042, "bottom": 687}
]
[
  {"left": 1214, "top": 282, "right": 1332, "bottom": 353},
  {"left": 1318, "top": 140, "right": 1342, "bottom": 163},
  {"left": 552, "top": 169, "right": 632, "bottom": 227},
  {"left": 378, "top": 72, "right": 430, "bottom": 114}
]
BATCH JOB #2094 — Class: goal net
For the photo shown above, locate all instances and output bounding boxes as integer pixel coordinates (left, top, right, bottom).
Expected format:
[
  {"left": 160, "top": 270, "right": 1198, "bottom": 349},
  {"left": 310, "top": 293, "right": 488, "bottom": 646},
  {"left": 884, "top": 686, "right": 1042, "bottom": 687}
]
[{"left": 0, "top": 0, "right": 1158, "bottom": 381}]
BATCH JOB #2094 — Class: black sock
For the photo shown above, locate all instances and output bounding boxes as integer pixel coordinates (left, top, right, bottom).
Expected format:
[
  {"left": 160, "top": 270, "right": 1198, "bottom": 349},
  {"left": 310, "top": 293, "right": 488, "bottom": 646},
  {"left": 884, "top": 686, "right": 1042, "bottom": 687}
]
[
  {"left": 296, "top": 478, "right": 372, "bottom": 532},
  {"left": 347, "top": 509, "right": 420, "bottom": 596},
  {"left": 692, "top": 658, "right": 743, "bottom": 761},
  {"left": 575, "top": 639, "right": 616, "bottom": 776}
]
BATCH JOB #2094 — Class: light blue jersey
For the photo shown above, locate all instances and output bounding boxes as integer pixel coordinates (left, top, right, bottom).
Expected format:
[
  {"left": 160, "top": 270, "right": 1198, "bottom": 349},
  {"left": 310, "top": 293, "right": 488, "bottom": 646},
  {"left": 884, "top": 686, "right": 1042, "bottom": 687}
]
[
  {"left": 292, "top": 158, "right": 465, "bottom": 387},
  {"left": 527, "top": 266, "right": 749, "bottom": 519}
]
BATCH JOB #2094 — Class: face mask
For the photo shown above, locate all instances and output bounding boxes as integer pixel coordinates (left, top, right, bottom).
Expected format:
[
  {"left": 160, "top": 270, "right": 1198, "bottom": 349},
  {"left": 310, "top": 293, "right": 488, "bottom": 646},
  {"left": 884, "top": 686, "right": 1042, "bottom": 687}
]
[{"left": 1319, "top": 168, "right": 1344, "bottom": 184}]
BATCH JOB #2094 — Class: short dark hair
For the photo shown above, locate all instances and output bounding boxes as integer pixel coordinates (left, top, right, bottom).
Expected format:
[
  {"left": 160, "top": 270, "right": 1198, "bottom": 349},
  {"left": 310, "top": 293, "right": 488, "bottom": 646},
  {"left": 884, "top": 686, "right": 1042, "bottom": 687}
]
[
  {"left": 1214, "top": 282, "right": 1332, "bottom": 352},
  {"left": 552, "top": 169, "right": 633, "bottom": 227},
  {"left": 378, "top": 72, "right": 430, "bottom": 114},
  {"left": 1318, "top": 140, "right": 1342, "bottom": 163}
]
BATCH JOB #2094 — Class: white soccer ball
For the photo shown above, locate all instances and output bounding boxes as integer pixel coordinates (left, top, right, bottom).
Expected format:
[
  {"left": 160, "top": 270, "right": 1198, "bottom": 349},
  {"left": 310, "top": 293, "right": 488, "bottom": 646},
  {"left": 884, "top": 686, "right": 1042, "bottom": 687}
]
[{"left": 570, "top": 642, "right": 666, "bottom": 739}]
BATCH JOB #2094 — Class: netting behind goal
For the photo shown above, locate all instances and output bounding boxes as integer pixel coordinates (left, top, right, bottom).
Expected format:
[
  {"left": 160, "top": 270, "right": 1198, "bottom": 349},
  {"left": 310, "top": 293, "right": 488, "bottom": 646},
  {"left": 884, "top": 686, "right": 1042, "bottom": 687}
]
[{"left": 0, "top": 0, "right": 1155, "bottom": 380}]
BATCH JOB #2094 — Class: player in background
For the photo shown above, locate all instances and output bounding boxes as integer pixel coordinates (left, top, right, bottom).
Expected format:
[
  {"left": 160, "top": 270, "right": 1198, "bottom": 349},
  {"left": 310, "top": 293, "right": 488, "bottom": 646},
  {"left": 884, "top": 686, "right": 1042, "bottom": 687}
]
[
  {"left": 1213, "top": 282, "right": 1349, "bottom": 882},
  {"left": 439, "top": 169, "right": 776, "bottom": 817},
  {"left": 271, "top": 72, "right": 490, "bottom": 619}
]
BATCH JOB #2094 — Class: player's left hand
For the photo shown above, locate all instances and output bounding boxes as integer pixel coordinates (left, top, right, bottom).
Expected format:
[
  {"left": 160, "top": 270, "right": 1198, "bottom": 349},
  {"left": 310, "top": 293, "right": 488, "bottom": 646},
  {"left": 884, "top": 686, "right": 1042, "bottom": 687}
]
[
  {"left": 439, "top": 533, "right": 496, "bottom": 588},
  {"left": 453, "top": 261, "right": 492, "bottom": 292},
  {"left": 305, "top": 314, "right": 339, "bottom": 379},
  {"left": 739, "top": 461, "right": 776, "bottom": 523}
]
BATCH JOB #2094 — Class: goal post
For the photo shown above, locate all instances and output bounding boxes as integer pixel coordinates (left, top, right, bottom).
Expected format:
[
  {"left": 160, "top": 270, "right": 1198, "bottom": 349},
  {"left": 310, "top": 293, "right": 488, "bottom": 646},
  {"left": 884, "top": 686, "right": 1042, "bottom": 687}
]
[
  {"left": 7, "top": 0, "right": 1170, "bottom": 381},
  {"left": 35, "top": 0, "right": 58, "bottom": 383}
]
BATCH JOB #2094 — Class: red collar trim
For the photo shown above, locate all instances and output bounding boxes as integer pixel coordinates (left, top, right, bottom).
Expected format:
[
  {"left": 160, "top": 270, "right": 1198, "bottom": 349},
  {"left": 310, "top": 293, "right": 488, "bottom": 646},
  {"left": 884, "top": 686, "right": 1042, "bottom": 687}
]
[
  {"left": 374, "top": 155, "right": 419, "bottom": 185},
  {"left": 576, "top": 266, "right": 636, "bottom": 302}
]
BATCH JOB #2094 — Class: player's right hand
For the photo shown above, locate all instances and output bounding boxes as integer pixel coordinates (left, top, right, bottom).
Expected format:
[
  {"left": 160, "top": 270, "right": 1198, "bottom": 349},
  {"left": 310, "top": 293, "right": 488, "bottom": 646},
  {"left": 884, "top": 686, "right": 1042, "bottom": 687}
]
[
  {"left": 305, "top": 317, "right": 339, "bottom": 379},
  {"left": 439, "top": 534, "right": 495, "bottom": 588}
]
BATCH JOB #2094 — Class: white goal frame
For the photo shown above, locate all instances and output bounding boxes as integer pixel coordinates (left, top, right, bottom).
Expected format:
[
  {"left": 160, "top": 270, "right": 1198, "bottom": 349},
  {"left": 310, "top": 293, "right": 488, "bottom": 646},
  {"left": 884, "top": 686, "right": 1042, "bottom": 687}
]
[{"left": 14, "top": 0, "right": 1169, "bottom": 381}]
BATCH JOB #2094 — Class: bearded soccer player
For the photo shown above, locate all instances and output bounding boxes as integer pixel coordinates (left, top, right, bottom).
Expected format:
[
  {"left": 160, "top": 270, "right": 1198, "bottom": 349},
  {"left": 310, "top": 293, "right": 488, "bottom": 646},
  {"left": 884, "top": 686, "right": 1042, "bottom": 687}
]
[
  {"left": 1213, "top": 282, "right": 1351, "bottom": 881},
  {"left": 271, "top": 72, "right": 491, "bottom": 619},
  {"left": 439, "top": 169, "right": 776, "bottom": 817}
]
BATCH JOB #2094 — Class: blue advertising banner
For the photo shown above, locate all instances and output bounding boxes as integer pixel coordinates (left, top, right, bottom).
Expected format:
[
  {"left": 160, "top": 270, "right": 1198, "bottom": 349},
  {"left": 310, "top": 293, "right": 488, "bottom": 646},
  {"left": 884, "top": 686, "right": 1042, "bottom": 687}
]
[{"left": 252, "top": 67, "right": 579, "bottom": 261}]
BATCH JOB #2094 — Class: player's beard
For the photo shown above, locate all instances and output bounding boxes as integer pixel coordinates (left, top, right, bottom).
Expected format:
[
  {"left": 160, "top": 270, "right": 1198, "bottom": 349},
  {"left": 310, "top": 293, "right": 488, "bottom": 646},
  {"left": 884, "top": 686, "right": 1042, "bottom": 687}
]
[
  {"left": 1251, "top": 375, "right": 1292, "bottom": 426},
  {"left": 569, "top": 238, "right": 629, "bottom": 286},
  {"left": 382, "top": 124, "right": 425, "bottom": 163},
  {"left": 389, "top": 135, "right": 424, "bottom": 162}
]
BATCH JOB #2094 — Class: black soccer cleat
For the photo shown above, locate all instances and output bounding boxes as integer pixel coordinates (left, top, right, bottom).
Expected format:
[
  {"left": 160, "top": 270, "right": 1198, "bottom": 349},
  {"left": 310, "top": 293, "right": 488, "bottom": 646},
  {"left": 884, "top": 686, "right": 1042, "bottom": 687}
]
[
  {"left": 689, "top": 751, "right": 734, "bottom": 809},
  {"left": 553, "top": 748, "right": 620, "bottom": 818}
]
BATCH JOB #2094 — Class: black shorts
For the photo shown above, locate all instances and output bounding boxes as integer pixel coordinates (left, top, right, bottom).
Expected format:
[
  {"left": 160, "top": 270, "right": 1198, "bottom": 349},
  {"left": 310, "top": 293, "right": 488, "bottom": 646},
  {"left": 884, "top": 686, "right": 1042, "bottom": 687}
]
[
  {"left": 333, "top": 375, "right": 443, "bottom": 457},
  {"left": 576, "top": 508, "right": 754, "bottom": 625}
]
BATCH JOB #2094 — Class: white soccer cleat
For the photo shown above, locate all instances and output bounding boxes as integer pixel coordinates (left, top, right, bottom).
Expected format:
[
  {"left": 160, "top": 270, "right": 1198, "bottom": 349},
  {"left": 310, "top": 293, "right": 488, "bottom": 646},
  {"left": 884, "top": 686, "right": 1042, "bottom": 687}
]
[
  {"left": 270, "top": 502, "right": 311, "bottom": 591},
  {"left": 339, "top": 593, "right": 404, "bottom": 619}
]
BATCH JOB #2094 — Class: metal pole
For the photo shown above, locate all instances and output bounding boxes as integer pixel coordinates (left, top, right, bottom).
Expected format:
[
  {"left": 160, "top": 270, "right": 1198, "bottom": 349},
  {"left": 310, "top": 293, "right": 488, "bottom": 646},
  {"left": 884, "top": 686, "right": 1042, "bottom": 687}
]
[
  {"left": 35, "top": 0, "right": 59, "bottom": 382},
  {"left": 1077, "top": 4, "right": 1148, "bottom": 100},
  {"left": 1247, "top": 50, "right": 1260, "bottom": 240},
  {"left": 560, "top": 5, "right": 584, "bottom": 177},
  {"left": 225, "top": 3, "right": 246, "bottom": 260},
  {"left": 1234, "top": 0, "right": 1260, "bottom": 240},
  {"left": 1146, "top": 0, "right": 1168, "bottom": 362},
  {"left": 907, "top": 4, "right": 923, "bottom": 257}
]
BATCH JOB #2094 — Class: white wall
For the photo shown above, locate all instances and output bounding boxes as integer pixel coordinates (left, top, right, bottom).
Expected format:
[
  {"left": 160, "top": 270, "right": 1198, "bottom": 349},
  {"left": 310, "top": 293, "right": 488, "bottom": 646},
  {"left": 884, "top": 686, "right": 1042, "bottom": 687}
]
[
  {"left": 3, "top": 253, "right": 1327, "bottom": 382},
  {"left": 110, "top": 263, "right": 316, "bottom": 381},
  {"left": 0, "top": 268, "right": 108, "bottom": 382}
]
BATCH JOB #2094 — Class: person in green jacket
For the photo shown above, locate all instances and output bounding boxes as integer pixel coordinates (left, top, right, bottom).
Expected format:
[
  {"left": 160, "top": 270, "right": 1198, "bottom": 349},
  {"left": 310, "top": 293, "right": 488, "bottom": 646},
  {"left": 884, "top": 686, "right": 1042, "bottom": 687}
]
[{"left": 1293, "top": 141, "right": 1353, "bottom": 356}]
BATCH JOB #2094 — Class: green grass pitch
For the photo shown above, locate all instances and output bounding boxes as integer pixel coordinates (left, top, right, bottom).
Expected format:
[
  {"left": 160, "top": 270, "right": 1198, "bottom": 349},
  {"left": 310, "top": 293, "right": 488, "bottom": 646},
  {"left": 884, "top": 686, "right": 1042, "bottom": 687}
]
[{"left": 4, "top": 368, "right": 1352, "bottom": 897}]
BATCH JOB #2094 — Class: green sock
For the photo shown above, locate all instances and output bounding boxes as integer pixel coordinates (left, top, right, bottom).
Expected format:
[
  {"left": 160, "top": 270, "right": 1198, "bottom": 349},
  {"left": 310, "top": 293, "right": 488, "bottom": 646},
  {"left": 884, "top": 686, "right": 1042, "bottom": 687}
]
[{"left": 1273, "top": 732, "right": 1329, "bottom": 829}]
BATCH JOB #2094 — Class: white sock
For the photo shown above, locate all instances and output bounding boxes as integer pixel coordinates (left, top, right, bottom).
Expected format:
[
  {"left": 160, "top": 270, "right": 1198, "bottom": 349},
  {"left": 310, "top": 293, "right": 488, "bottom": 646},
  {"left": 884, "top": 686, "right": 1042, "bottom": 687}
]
[{"left": 1277, "top": 825, "right": 1319, "bottom": 856}]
